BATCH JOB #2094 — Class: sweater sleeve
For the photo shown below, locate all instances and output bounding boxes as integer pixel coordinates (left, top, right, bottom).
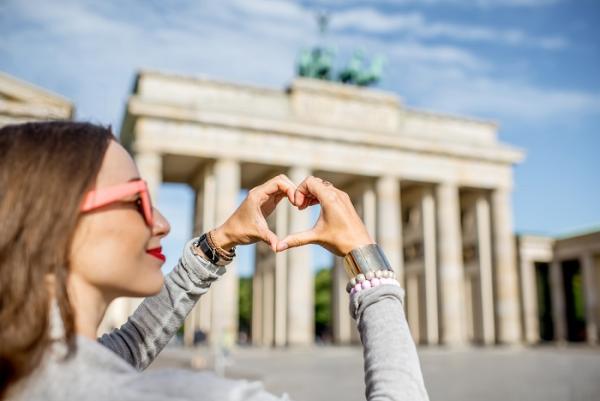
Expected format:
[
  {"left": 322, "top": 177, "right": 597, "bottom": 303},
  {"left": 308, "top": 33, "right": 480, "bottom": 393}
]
[
  {"left": 350, "top": 284, "right": 430, "bottom": 401},
  {"left": 98, "top": 237, "right": 224, "bottom": 370}
]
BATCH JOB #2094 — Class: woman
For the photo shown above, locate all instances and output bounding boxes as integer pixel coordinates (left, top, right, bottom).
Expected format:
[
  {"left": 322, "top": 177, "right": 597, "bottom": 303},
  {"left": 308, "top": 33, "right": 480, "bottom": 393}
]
[{"left": 0, "top": 121, "right": 429, "bottom": 401}]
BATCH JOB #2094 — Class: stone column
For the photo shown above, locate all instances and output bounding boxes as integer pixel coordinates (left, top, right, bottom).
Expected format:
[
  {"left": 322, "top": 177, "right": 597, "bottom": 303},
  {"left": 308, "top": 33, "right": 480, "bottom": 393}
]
[
  {"left": 197, "top": 164, "right": 216, "bottom": 338},
  {"left": 332, "top": 181, "right": 376, "bottom": 344},
  {"left": 491, "top": 188, "right": 521, "bottom": 344},
  {"left": 475, "top": 194, "right": 496, "bottom": 345},
  {"left": 375, "top": 176, "right": 404, "bottom": 286},
  {"left": 362, "top": 184, "right": 377, "bottom": 239},
  {"left": 406, "top": 274, "right": 421, "bottom": 342},
  {"left": 274, "top": 204, "right": 289, "bottom": 347},
  {"left": 255, "top": 212, "right": 277, "bottom": 346},
  {"left": 252, "top": 266, "right": 263, "bottom": 345},
  {"left": 183, "top": 164, "right": 218, "bottom": 346},
  {"left": 421, "top": 187, "right": 439, "bottom": 345},
  {"left": 135, "top": 151, "right": 162, "bottom": 202},
  {"left": 353, "top": 183, "right": 375, "bottom": 343},
  {"left": 252, "top": 194, "right": 289, "bottom": 347},
  {"left": 210, "top": 158, "right": 241, "bottom": 346},
  {"left": 252, "top": 208, "right": 276, "bottom": 346},
  {"left": 581, "top": 253, "right": 598, "bottom": 344},
  {"left": 436, "top": 182, "right": 467, "bottom": 345},
  {"left": 332, "top": 256, "right": 352, "bottom": 344},
  {"left": 520, "top": 258, "right": 540, "bottom": 344},
  {"left": 550, "top": 259, "right": 566, "bottom": 342},
  {"left": 286, "top": 166, "right": 313, "bottom": 345},
  {"left": 261, "top": 255, "right": 275, "bottom": 346}
]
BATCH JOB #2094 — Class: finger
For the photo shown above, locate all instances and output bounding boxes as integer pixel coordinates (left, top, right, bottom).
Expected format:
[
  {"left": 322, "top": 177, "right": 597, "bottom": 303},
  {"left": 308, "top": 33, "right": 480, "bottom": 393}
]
[
  {"left": 261, "top": 229, "right": 279, "bottom": 253},
  {"left": 299, "top": 194, "right": 319, "bottom": 210},
  {"left": 304, "top": 197, "right": 320, "bottom": 210},
  {"left": 277, "top": 229, "right": 318, "bottom": 251},
  {"left": 280, "top": 174, "right": 297, "bottom": 203},
  {"left": 294, "top": 176, "right": 332, "bottom": 207},
  {"left": 260, "top": 175, "right": 296, "bottom": 205}
]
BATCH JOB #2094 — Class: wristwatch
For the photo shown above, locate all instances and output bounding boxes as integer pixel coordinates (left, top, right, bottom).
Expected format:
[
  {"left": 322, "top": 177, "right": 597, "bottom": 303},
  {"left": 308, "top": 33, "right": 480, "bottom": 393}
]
[
  {"left": 343, "top": 243, "right": 394, "bottom": 279},
  {"left": 193, "top": 233, "right": 232, "bottom": 266}
]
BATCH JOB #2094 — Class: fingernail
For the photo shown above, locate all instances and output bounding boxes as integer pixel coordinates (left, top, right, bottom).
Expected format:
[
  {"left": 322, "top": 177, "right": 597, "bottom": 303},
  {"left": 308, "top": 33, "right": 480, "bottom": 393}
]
[{"left": 278, "top": 242, "right": 289, "bottom": 251}]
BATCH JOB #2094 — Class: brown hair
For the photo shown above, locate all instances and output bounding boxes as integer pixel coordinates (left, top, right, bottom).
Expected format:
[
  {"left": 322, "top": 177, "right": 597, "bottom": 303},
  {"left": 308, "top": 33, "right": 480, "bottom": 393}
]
[{"left": 0, "top": 121, "right": 114, "bottom": 397}]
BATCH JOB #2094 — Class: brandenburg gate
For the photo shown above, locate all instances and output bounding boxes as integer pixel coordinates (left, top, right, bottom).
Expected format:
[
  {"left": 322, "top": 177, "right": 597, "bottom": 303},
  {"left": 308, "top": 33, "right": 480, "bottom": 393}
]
[{"left": 116, "top": 70, "right": 525, "bottom": 347}]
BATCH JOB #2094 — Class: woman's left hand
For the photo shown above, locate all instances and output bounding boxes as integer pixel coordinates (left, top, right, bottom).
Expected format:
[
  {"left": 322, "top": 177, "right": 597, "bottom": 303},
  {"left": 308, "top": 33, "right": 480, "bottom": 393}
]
[{"left": 210, "top": 174, "right": 297, "bottom": 252}]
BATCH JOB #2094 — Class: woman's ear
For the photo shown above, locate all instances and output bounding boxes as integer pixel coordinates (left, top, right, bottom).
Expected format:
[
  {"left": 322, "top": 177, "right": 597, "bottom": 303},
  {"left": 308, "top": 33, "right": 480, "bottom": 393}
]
[{"left": 44, "top": 273, "right": 56, "bottom": 298}]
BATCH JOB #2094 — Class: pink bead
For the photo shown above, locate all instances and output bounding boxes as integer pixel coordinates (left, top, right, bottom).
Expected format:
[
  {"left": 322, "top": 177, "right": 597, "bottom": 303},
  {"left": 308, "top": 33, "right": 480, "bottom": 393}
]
[
  {"left": 361, "top": 280, "right": 372, "bottom": 290},
  {"left": 350, "top": 288, "right": 356, "bottom": 295},
  {"left": 354, "top": 283, "right": 362, "bottom": 292},
  {"left": 371, "top": 278, "right": 380, "bottom": 287}
]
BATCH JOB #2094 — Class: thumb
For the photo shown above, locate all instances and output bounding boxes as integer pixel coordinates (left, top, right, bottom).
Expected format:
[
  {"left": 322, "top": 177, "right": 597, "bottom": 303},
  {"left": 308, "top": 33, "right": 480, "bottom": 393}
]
[
  {"left": 276, "top": 230, "right": 317, "bottom": 252},
  {"left": 261, "top": 229, "right": 279, "bottom": 253}
]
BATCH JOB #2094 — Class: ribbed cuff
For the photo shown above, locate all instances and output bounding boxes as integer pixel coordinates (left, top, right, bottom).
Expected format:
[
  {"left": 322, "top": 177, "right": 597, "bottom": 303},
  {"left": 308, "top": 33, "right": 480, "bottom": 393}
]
[
  {"left": 349, "top": 283, "right": 405, "bottom": 323},
  {"left": 181, "top": 237, "right": 227, "bottom": 285}
]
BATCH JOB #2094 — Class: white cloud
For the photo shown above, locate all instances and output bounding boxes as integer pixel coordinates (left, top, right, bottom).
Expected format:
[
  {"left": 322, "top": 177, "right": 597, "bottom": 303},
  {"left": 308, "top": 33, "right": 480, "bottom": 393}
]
[
  {"left": 307, "top": 0, "right": 560, "bottom": 8},
  {"left": 385, "top": 63, "right": 600, "bottom": 121},
  {"left": 330, "top": 7, "right": 568, "bottom": 49}
]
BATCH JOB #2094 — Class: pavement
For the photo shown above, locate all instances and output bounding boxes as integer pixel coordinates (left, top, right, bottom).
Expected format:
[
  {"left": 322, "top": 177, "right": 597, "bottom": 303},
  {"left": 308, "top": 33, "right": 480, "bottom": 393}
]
[{"left": 149, "top": 343, "right": 600, "bottom": 401}]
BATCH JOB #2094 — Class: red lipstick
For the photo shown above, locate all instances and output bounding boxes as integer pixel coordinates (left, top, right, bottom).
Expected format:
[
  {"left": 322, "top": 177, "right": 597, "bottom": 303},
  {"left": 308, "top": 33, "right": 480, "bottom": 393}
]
[{"left": 146, "top": 247, "right": 166, "bottom": 262}]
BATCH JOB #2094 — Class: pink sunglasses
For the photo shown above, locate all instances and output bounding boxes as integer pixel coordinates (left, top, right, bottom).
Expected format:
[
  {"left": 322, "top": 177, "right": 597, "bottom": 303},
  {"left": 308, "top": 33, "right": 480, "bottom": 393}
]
[{"left": 80, "top": 179, "right": 154, "bottom": 227}]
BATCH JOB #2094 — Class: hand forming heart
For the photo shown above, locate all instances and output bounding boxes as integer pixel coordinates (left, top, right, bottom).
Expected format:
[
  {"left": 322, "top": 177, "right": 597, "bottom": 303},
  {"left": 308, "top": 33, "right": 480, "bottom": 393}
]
[{"left": 211, "top": 175, "right": 374, "bottom": 257}]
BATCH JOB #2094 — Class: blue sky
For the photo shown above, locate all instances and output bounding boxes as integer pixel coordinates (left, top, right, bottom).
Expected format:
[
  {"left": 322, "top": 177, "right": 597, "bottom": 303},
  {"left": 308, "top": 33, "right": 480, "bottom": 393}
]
[{"left": 1, "top": 0, "right": 599, "bottom": 276}]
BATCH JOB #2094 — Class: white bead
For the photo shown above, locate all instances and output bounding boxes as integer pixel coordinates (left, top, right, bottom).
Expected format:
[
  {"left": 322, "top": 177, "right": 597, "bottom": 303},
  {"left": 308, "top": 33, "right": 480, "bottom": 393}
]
[
  {"left": 365, "top": 271, "right": 374, "bottom": 280},
  {"left": 375, "top": 270, "right": 383, "bottom": 278},
  {"left": 350, "top": 277, "right": 357, "bottom": 286},
  {"left": 357, "top": 274, "right": 366, "bottom": 283}
]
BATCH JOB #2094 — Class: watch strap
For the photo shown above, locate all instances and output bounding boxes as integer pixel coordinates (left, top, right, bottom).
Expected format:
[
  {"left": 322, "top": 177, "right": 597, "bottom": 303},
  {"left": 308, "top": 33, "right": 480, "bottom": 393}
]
[{"left": 195, "top": 233, "right": 220, "bottom": 265}]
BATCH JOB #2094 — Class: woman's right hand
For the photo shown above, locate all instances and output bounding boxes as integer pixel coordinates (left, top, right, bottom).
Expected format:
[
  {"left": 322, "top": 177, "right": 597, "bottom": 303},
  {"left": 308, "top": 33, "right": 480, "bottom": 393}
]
[
  {"left": 276, "top": 176, "right": 374, "bottom": 256},
  {"left": 211, "top": 174, "right": 297, "bottom": 253}
]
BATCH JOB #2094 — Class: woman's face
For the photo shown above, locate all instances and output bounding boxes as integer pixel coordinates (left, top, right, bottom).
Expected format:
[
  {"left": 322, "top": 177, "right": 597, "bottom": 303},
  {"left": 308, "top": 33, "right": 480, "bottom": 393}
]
[{"left": 69, "top": 140, "right": 171, "bottom": 299}]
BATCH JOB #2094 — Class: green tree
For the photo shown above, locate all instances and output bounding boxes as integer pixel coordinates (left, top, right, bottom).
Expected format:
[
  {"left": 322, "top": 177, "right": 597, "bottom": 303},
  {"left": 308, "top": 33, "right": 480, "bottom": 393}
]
[
  {"left": 238, "top": 277, "right": 252, "bottom": 340},
  {"left": 314, "top": 267, "right": 332, "bottom": 341}
]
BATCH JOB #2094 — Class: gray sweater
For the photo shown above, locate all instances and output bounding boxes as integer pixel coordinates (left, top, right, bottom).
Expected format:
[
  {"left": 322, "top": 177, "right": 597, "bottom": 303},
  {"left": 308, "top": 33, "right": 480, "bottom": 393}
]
[{"left": 9, "top": 239, "right": 429, "bottom": 401}]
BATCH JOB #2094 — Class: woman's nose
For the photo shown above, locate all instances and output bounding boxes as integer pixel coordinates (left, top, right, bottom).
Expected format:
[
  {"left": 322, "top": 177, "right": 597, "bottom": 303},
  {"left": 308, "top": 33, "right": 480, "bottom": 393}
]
[{"left": 152, "top": 208, "right": 171, "bottom": 238}]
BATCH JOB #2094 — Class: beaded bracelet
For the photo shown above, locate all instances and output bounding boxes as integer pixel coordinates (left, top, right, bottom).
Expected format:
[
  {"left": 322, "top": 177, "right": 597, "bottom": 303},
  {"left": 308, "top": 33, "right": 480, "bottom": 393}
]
[{"left": 346, "top": 269, "right": 400, "bottom": 295}]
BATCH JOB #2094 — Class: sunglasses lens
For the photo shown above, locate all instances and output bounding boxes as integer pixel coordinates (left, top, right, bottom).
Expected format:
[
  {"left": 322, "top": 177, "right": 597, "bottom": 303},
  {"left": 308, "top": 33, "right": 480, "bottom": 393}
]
[
  {"left": 140, "top": 192, "right": 153, "bottom": 226},
  {"left": 135, "top": 198, "right": 145, "bottom": 217}
]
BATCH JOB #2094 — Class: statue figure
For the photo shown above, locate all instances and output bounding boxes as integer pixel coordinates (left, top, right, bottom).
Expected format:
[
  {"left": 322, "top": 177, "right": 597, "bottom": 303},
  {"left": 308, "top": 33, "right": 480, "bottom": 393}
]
[{"left": 296, "top": 11, "right": 385, "bottom": 87}]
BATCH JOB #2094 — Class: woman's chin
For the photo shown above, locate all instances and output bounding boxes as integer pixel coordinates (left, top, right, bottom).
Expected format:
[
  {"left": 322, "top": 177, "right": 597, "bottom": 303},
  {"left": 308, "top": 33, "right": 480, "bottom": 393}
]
[{"left": 120, "top": 274, "right": 164, "bottom": 297}]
